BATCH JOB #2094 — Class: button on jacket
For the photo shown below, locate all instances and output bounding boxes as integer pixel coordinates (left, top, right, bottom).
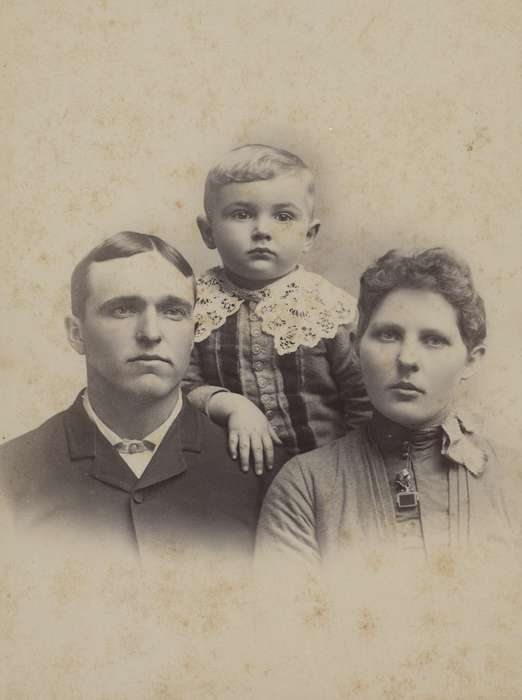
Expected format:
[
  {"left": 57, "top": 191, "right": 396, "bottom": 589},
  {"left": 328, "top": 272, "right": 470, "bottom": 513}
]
[{"left": 0, "top": 394, "right": 285, "bottom": 560}]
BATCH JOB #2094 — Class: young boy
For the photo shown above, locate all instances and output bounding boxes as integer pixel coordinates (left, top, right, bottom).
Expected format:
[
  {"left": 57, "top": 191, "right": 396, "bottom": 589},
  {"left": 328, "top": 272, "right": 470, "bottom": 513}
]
[{"left": 183, "top": 144, "right": 370, "bottom": 474}]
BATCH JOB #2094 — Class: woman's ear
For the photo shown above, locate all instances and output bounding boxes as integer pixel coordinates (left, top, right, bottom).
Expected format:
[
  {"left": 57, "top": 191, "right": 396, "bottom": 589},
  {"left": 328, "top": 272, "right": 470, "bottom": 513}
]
[
  {"left": 350, "top": 330, "right": 361, "bottom": 366},
  {"left": 197, "top": 216, "right": 216, "bottom": 250},
  {"left": 65, "top": 316, "right": 85, "bottom": 356},
  {"left": 461, "top": 345, "right": 486, "bottom": 381}
]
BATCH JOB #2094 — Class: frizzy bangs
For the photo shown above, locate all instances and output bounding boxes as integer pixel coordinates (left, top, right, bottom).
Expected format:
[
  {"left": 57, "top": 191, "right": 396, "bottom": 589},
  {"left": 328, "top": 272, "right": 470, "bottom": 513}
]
[{"left": 357, "top": 247, "right": 486, "bottom": 351}]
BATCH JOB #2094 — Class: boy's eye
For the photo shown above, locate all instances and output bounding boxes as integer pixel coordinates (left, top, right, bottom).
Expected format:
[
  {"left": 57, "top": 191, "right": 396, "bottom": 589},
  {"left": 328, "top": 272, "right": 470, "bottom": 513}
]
[
  {"left": 274, "top": 211, "right": 295, "bottom": 222},
  {"left": 230, "top": 210, "right": 252, "bottom": 221}
]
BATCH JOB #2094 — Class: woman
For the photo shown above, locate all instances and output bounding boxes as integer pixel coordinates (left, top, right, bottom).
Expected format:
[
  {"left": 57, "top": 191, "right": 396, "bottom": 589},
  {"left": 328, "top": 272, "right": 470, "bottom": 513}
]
[{"left": 256, "top": 248, "right": 517, "bottom": 565}]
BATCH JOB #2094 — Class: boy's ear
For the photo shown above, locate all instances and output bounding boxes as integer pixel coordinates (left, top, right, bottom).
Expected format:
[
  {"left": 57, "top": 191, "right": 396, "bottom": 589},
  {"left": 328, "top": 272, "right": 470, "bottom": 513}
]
[
  {"left": 197, "top": 216, "right": 216, "bottom": 250},
  {"left": 303, "top": 220, "right": 320, "bottom": 253},
  {"left": 65, "top": 315, "right": 85, "bottom": 356},
  {"left": 461, "top": 345, "right": 486, "bottom": 381}
]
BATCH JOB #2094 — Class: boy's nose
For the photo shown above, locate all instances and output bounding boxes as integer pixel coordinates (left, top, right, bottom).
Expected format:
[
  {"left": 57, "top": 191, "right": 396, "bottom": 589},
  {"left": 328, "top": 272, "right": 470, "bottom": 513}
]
[
  {"left": 252, "top": 229, "right": 272, "bottom": 241},
  {"left": 252, "top": 216, "right": 272, "bottom": 240}
]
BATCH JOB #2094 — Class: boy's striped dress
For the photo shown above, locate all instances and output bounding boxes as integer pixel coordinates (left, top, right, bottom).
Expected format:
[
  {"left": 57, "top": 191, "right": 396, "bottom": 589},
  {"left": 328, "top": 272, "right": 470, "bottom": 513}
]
[{"left": 183, "top": 266, "right": 371, "bottom": 455}]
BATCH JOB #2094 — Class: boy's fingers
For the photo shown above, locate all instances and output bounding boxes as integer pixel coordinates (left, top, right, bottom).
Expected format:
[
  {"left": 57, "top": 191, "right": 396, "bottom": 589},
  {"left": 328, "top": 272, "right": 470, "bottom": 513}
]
[
  {"left": 268, "top": 425, "right": 283, "bottom": 445},
  {"left": 238, "top": 434, "right": 251, "bottom": 473},
  {"left": 261, "top": 433, "right": 274, "bottom": 471},
  {"left": 228, "top": 430, "right": 239, "bottom": 461},
  {"left": 250, "top": 434, "right": 264, "bottom": 476}
]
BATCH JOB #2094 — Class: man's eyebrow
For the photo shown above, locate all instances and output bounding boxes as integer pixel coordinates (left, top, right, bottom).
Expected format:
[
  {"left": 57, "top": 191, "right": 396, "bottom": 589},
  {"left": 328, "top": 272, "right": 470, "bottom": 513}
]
[
  {"left": 157, "top": 295, "right": 193, "bottom": 310},
  {"left": 98, "top": 295, "right": 143, "bottom": 311},
  {"left": 97, "top": 295, "right": 193, "bottom": 312}
]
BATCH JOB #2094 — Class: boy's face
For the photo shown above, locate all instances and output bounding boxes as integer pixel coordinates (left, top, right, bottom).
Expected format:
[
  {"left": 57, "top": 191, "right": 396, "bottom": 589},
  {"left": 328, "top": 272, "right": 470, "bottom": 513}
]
[{"left": 198, "top": 172, "right": 320, "bottom": 289}]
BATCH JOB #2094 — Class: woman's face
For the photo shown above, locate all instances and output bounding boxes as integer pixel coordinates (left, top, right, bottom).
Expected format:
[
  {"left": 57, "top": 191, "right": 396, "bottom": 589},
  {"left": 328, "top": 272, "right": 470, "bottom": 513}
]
[{"left": 358, "top": 288, "right": 484, "bottom": 428}]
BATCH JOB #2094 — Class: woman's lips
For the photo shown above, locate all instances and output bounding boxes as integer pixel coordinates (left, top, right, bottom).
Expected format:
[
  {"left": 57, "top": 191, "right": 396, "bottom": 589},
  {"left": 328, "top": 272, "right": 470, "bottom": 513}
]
[
  {"left": 389, "top": 382, "right": 424, "bottom": 397},
  {"left": 391, "top": 381, "right": 423, "bottom": 391}
]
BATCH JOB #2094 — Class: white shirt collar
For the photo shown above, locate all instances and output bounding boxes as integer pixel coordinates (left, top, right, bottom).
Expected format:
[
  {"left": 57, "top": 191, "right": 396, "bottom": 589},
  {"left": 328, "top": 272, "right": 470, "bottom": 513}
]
[{"left": 82, "top": 391, "right": 183, "bottom": 453}]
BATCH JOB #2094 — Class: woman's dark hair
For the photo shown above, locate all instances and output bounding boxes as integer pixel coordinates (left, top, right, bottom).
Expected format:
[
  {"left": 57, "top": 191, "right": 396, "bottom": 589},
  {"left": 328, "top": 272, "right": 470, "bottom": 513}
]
[
  {"left": 71, "top": 231, "right": 195, "bottom": 318},
  {"left": 357, "top": 247, "right": 486, "bottom": 351}
]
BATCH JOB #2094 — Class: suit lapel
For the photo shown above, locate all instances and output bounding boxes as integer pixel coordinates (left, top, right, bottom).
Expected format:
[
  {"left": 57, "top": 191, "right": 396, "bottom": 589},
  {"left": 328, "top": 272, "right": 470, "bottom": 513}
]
[
  {"left": 64, "top": 393, "right": 203, "bottom": 492},
  {"left": 91, "top": 438, "right": 139, "bottom": 491},
  {"left": 64, "top": 393, "right": 139, "bottom": 492},
  {"left": 137, "top": 401, "right": 202, "bottom": 490}
]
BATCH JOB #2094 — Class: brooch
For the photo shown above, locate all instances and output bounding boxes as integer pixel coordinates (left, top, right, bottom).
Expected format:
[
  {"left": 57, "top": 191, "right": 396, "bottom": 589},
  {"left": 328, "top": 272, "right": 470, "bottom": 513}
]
[{"left": 394, "top": 467, "right": 419, "bottom": 509}]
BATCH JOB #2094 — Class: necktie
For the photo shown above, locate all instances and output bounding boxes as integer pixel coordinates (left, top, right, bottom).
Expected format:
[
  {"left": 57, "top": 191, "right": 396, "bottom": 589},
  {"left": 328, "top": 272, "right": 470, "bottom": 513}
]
[{"left": 115, "top": 439, "right": 155, "bottom": 455}]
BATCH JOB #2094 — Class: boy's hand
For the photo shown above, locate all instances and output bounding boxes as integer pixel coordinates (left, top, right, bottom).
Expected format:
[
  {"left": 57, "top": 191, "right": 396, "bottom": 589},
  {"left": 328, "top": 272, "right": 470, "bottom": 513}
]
[
  {"left": 206, "top": 392, "right": 282, "bottom": 475},
  {"left": 228, "top": 404, "right": 282, "bottom": 475}
]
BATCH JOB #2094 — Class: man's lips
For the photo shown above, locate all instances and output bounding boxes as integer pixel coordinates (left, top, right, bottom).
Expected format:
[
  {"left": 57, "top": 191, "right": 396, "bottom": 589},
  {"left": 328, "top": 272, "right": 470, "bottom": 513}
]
[
  {"left": 389, "top": 381, "right": 424, "bottom": 394},
  {"left": 128, "top": 355, "right": 172, "bottom": 365}
]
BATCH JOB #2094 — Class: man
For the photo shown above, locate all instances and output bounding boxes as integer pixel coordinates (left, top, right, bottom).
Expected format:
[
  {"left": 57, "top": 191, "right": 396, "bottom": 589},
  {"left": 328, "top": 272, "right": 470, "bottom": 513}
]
[{"left": 0, "top": 231, "right": 283, "bottom": 560}]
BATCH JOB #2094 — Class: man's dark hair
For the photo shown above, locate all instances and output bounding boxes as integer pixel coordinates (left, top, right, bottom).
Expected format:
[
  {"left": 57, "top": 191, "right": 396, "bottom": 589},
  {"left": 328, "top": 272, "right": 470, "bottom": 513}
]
[
  {"left": 357, "top": 247, "right": 487, "bottom": 351},
  {"left": 71, "top": 231, "right": 195, "bottom": 318}
]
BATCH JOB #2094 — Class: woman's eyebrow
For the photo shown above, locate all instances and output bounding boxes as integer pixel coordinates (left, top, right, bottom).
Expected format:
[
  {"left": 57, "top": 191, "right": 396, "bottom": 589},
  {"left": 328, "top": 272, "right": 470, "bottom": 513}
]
[
  {"left": 370, "top": 321, "right": 403, "bottom": 330},
  {"left": 420, "top": 327, "right": 451, "bottom": 338}
]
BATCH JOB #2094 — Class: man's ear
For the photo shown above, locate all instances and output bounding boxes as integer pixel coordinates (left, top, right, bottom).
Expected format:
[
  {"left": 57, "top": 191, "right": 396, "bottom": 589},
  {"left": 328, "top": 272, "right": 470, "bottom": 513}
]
[
  {"left": 197, "top": 216, "right": 216, "bottom": 250},
  {"left": 65, "top": 315, "right": 85, "bottom": 356},
  {"left": 303, "top": 220, "right": 320, "bottom": 253},
  {"left": 461, "top": 345, "right": 486, "bottom": 381}
]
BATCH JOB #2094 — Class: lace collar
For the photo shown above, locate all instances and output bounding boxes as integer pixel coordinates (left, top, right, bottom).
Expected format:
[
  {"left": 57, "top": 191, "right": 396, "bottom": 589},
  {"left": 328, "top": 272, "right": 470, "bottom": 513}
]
[
  {"left": 370, "top": 410, "right": 487, "bottom": 476},
  {"left": 194, "top": 266, "right": 357, "bottom": 355}
]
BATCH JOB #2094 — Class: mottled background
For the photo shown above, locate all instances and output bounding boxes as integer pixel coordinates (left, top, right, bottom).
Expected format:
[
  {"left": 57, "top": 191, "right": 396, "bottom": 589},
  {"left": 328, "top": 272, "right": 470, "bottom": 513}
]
[
  {"left": 2, "top": 1, "right": 521, "bottom": 698},
  {"left": 3, "top": 0, "right": 521, "bottom": 446}
]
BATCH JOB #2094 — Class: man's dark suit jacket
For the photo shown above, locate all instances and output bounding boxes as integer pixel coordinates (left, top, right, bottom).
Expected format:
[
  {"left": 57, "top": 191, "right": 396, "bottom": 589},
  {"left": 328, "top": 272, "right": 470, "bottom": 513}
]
[{"left": 0, "top": 394, "right": 284, "bottom": 560}]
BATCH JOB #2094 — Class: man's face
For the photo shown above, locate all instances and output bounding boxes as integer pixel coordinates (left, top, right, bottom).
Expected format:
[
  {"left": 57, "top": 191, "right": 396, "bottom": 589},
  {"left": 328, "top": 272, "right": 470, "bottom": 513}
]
[
  {"left": 358, "top": 288, "right": 483, "bottom": 428},
  {"left": 69, "top": 252, "right": 195, "bottom": 402},
  {"left": 200, "top": 172, "right": 319, "bottom": 289}
]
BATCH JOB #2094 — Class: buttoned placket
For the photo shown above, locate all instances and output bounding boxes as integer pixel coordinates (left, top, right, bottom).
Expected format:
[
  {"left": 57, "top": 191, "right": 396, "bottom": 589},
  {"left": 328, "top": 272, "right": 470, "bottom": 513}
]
[
  {"left": 245, "top": 299, "right": 282, "bottom": 428},
  {"left": 379, "top": 432, "right": 426, "bottom": 556},
  {"left": 395, "top": 439, "right": 431, "bottom": 561}
]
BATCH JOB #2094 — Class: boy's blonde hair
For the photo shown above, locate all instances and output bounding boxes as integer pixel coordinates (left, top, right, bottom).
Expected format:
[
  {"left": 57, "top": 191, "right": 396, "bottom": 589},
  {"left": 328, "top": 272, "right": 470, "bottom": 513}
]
[{"left": 204, "top": 144, "right": 315, "bottom": 219}]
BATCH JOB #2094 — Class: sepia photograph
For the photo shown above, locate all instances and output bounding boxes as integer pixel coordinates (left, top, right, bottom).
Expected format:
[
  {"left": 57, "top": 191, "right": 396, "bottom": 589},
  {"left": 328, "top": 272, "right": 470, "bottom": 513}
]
[{"left": 2, "top": 2, "right": 521, "bottom": 698}]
